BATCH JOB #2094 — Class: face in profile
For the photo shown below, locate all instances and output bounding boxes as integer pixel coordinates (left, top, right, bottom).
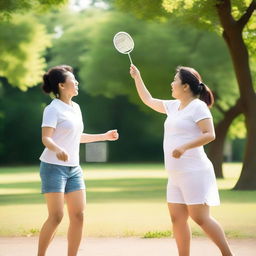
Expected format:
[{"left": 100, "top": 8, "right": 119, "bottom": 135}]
[
  {"left": 59, "top": 72, "right": 79, "bottom": 97},
  {"left": 170, "top": 73, "right": 185, "bottom": 99}
]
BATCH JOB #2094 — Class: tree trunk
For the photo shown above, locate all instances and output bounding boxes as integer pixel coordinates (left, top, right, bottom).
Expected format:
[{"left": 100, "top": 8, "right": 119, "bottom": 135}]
[
  {"left": 216, "top": 0, "right": 256, "bottom": 190},
  {"left": 208, "top": 99, "right": 242, "bottom": 178},
  {"left": 234, "top": 107, "right": 256, "bottom": 189}
]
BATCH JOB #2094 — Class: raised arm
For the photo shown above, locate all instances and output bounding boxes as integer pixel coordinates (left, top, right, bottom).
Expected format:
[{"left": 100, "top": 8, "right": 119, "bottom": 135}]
[{"left": 130, "top": 64, "right": 166, "bottom": 114}]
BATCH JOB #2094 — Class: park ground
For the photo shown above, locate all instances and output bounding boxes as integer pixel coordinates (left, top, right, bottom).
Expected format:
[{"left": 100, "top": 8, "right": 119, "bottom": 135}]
[
  {"left": 0, "top": 163, "right": 256, "bottom": 255},
  {"left": 1, "top": 237, "right": 256, "bottom": 256}
]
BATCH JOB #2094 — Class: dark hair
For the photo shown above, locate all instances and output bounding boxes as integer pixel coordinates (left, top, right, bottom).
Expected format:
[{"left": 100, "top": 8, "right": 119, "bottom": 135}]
[
  {"left": 42, "top": 65, "right": 73, "bottom": 97},
  {"left": 176, "top": 66, "right": 214, "bottom": 108}
]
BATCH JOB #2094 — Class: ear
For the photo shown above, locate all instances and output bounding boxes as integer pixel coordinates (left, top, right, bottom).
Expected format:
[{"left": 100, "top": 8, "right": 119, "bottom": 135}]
[
  {"left": 183, "top": 84, "right": 190, "bottom": 91},
  {"left": 58, "top": 83, "right": 65, "bottom": 90}
]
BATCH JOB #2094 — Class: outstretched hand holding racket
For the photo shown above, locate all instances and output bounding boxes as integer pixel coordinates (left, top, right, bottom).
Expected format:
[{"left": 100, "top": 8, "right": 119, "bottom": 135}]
[{"left": 130, "top": 64, "right": 141, "bottom": 79}]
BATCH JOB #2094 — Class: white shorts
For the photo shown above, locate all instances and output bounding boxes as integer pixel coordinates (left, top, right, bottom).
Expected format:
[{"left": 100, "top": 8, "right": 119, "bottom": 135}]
[{"left": 167, "top": 167, "right": 220, "bottom": 206}]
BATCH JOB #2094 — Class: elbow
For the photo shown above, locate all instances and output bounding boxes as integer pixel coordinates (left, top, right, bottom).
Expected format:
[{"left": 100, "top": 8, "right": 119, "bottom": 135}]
[
  {"left": 142, "top": 96, "right": 154, "bottom": 108},
  {"left": 42, "top": 136, "right": 49, "bottom": 147},
  {"left": 209, "top": 133, "right": 216, "bottom": 142},
  {"left": 141, "top": 97, "right": 150, "bottom": 106},
  {"left": 204, "top": 132, "right": 215, "bottom": 143}
]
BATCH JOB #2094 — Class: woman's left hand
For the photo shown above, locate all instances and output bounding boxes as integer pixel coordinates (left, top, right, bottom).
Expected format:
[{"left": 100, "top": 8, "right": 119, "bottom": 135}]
[
  {"left": 172, "top": 146, "right": 186, "bottom": 158},
  {"left": 105, "top": 129, "right": 119, "bottom": 141}
]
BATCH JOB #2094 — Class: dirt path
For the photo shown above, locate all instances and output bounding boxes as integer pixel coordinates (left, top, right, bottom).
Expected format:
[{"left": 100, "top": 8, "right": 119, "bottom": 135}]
[{"left": 1, "top": 237, "right": 255, "bottom": 256}]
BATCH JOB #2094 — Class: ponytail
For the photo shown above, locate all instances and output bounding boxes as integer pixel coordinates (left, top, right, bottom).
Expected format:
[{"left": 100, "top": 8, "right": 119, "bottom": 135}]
[
  {"left": 177, "top": 66, "right": 214, "bottom": 108},
  {"left": 199, "top": 83, "right": 214, "bottom": 108}
]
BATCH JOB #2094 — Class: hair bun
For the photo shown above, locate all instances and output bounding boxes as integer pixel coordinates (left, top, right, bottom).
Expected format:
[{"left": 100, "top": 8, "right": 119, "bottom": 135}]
[{"left": 42, "top": 74, "right": 52, "bottom": 93}]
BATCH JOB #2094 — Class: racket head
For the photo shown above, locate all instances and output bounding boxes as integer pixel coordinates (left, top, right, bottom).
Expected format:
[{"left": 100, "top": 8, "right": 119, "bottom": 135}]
[{"left": 113, "top": 31, "right": 134, "bottom": 54}]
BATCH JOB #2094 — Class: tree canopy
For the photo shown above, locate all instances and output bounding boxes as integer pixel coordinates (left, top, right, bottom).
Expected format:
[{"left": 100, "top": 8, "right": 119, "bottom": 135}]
[
  {"left": 0, "top": 0, "right": 68, "bottom": 19},
  {"left": 0, "top": 15, "right": 51, "bottom": 90}
]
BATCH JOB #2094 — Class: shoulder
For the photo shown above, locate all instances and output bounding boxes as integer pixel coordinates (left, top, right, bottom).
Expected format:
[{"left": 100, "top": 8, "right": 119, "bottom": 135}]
[
  {"left": 163, "top": 99, "right": 179, "bottom": 109},
  {"left": 43, "top": 99, "right": 59, "bottom": 114},
  {"left": 192, "top": 99, "right": 209, "bottom": 110},
  {"left": 72, "top": 101, "right": 80, "bottom": 108},
  {"left": 72, "top": 101, "right": 81, "bottom": 112},
  {"left": 191, "top": 99, "right": 212, "bottom": 121},
  {"left": 163, "top": 100, "right": 179, "bottom": 115},
  {"left": 165, "top": 99, "right": 179, "bottom": 105},
  {"left": 194, "top": 98, "right": 207, "bottom": 106}
]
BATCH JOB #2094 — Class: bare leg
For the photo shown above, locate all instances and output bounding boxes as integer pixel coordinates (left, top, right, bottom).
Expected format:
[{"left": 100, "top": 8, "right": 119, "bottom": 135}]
[
  {"left": 37, "top": 193, "right": 64, "bottom": 256},
  {"left": 65, "top": 190, "right": 85, "bottom": 256},
  {"left": 168, "top": 203, "right": 191, "bottom": 256},
  {"left": 188, "top": 204, "right": 233, "bottom": 256}
]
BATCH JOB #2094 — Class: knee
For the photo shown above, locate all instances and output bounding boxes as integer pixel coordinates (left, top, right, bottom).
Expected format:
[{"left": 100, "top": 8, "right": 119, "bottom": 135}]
[
  {"left": 48, "top": 212, "right": 64, "bottom": 225},
  {"left": 190, "top": 215, "right": 207, "bottom": 226},
  {"left": 71, "top": 211, "right": 84, "bottom": 223},
  {"left": 170, "top": 214, "right": 188, "bottom": 224}
]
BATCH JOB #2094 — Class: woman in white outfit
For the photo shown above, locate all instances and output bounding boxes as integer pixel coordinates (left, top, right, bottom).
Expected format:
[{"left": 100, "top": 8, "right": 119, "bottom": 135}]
[
  {"left": 130, "top": 64, "right": 233, "bottom": 256},
  {"left": 38, "top": 65, "right": 119, "bottom": 256}
]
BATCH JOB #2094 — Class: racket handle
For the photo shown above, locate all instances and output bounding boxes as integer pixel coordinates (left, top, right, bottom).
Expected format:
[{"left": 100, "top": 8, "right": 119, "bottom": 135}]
[{"left": 128, "top": 53, "right": 133, "bottom": 65}]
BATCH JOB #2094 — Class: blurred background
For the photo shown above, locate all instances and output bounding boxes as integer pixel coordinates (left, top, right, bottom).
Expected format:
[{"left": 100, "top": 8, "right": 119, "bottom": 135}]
[
  {"left": 0, "top": 0, "right": 256, "bottom": 239},
  {"left": 0, "top": 0, "right": 252, "bottom": 165}
]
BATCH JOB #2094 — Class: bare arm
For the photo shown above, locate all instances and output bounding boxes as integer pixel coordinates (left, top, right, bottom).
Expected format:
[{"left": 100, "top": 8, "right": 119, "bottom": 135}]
[
  {"left": 130, "top": 64, "right": 166, "bottom": 114},
  {"left": 80, "top": 129, "right": 119, "bottom": 143},
  {"left": 42, "top": 127, "right": 69, "bottom": 162},
  {"left": 172, "top": 118, "right": 215, "bottom": 158}
]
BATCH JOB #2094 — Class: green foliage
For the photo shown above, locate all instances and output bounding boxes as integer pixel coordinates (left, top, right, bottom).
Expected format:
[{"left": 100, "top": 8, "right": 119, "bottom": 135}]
[
  {"left": 0, "top": 15, "right": 51, "bottom": 90},
  {"left": 0, "top": 0, "right": 68, "bottom": 19},
  {"left": 111, "top": 0, "right": 256, "bottom": 56},
  {"left": 228, "top": 114, "right": 246, "bottom": 139},
  {"left": 76, "top": 11, "right": 238, "bottom": 120},
  {"left": 0, "top": 83, "right": 48, "bottom": 164},
  {"left": 114, "top": 0, "right": 169, "bottom": 20},
  {"left": 46, "top": 8, "right": 108, "bottom": 69},
  {"left": 143, "top": 230, "right": 172, "bottom": 238}
]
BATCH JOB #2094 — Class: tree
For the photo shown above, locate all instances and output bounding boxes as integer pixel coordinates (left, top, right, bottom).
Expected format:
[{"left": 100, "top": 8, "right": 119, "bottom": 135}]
[
  {"left": 0, "top": 15, "right": 51, "bottom": 90},
  {"left": 107, "top": 0, "right": 256, "bottom": 189},
  {"left": 0, "top": 0, "right": 69, "bottom": 90},
  {"left": 208, "top": 99, "right": 243, "bottom": 177},
  {"left": 215, "top": 1, "right": 256, "bottom": 189},
  {"left": 0, "top": 0, "right": 68, "bottom": 20}
]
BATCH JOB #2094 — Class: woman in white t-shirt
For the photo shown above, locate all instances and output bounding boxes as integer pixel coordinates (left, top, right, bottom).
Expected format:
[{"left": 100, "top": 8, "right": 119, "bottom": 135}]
[
  {"left": 38, "top": 65, "right": 119, "bottom": 256},
  {"left": 130, "top": 64, "right": 233, "bottom": 256}
]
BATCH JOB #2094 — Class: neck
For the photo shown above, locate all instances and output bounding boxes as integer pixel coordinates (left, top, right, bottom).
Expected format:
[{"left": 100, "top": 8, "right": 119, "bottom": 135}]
[
  {"left": 58, "top": 95, "right": 72, "bottom": 105},
  {"left": 178, "top": 94, "right": 197, "bottom": 110},
  {"left": 179, "top": 94, "right": 196, "bottom": 105}
]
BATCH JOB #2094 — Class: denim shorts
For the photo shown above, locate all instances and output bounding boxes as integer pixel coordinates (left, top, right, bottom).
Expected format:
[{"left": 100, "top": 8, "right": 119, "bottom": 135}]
[{"left": 40, "top": 161, "right": 85, "bottom": 194}]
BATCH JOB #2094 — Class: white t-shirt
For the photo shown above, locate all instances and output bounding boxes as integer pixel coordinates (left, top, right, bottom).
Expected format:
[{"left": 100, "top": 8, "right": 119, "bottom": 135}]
[
  {"left": 39, "top": 99, "right": 84, "bottom": 166},
  {"left": 163, "top": 99, "right": 213, "bottom": 172}
]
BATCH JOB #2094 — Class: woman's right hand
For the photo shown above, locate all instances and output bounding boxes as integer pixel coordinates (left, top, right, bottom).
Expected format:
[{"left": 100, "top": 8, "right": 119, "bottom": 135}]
[
  {"left": 56, "top": 148, "right": 69, "bottom": 162},
  {"left": 130, "top": 64, "right": 140, "bottom": 79}
]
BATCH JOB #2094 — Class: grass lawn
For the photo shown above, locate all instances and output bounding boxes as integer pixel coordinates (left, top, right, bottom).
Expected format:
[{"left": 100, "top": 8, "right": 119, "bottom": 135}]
[{"left": 0, "top": 163, "right": 255, "bottom": 238}]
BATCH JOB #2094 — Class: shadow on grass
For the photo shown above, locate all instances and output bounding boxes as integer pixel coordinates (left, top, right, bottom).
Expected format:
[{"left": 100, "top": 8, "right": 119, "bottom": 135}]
[
  {"left": 0, "top": 166, "right": 39, "bottom": 174},
  {"left": 0, "top": 163, "right": 164, "bottom": 174},
  {"left": 219, "top": 189, "right": 256, "bottom": 203},
  {"left": 0, "top": 178, "right": 255, "bottom": 206},
  {"left": 0, "top": 178, "right": 166, "bottom": 205}
]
